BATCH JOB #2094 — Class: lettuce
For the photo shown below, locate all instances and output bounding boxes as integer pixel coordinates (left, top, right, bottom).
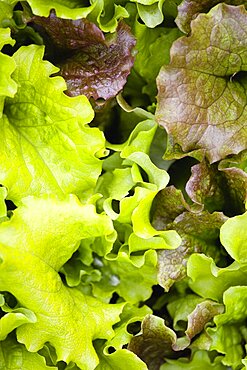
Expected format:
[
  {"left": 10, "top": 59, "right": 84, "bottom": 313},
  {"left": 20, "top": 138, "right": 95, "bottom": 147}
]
[{"left": 0, "top": 1, "right": 247, "bottom": 369}]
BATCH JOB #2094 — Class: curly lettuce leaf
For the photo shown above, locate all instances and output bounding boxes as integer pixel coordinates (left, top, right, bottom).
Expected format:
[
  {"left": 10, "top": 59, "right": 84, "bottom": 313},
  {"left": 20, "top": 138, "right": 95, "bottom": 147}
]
[
  {"left": 186, "top": 161, "right": 225, "bottom": 212},
  {"left": 25, "top": 0, "right": 129, "bottom": 32},
  {"left": 0, "top": 44, "right": 106, "bottom": 203},
  {"left": 156, "top": 4, "right": 247, "bottom": 163},
  {"left": 176, "top": 0, "right": 247, "bottom": 33},
  {"left": 167, "top": 295, "right": 224, "bottom": 351},
  {"left": 187, "top": 254, "right": 247, "bottom": 301},
  {"left": 0, "top": 334, "right": 56, "bottom": 370},
  {"left": 0, "top": 195, "right": 126, "bottom": 369},
  {"left": 130, "top": 0, "right": 165, "bottom": 28},
  {"left": 108, "top": 303, "right": 152, "bottom": 349}
]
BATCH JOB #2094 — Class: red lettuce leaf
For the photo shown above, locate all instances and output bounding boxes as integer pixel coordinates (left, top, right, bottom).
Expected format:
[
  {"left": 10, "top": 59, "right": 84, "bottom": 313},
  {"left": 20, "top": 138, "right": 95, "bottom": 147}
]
[
  {"left": 31, "top": 12, "right": 136, "bottom": 100},
  {"left": 156, "top": 4, "right": 247, "bottom": 163}
]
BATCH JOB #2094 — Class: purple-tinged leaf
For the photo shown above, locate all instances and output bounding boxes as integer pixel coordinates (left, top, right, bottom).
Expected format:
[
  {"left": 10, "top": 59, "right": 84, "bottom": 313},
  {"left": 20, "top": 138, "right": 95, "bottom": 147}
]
[
  {"left": 152, "top": 186, "right": 227, "bottom": 291},
  {"left": 186, "top": 161, "right": 225, "bottom": 211},
  {"left": 219, "top": 150, "right": 247, "bottom": 212},
  {"left": 31, "top": 13, "right": 136, "bottom": 100},
  {"left": 156, "top": 4, "right": 247, "bottom": 163},
  {"left": 32, "top": 11, "right": 105, "bottom": 49},
  {"left": 172, "top": 300, "right": 224, "bottom": 351},
  {"left": 128, "top": 314, "right": 177, "bottom": 370}
]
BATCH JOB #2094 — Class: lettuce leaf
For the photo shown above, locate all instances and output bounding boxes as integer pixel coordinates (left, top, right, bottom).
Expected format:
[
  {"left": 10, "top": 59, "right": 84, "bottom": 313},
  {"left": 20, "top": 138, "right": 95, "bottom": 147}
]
[
  {"left": 0, "top": 195, "right": 124, "bottom": 369},
  {"left": 30, "top": 13, "right": 136, "bottom": 100},
  {"left": 0, "top": 28, "right": 16, "bottom": 114},
  {"left": 1, "top": 44, "right": 105, "bottom": 203},
  {"left": 156, "top": 4, "right": 247, "bottom": 163},
  {"left": 152, "top": 184, "right": 227, "bottom": 291},
  {"left": 128, "top": 314, "right": 177, "bottom": 370},
  {"left": 207, "top": 286, "right": 247, "bottom": 368},
  {"left": 0, "top": 334, "right": 56, "bottom": 370},
  {"left": 25, "top": 0, "right": 129, "bottom": 32},
  {"left": 130, "top": 15, "right": 182, "bottom": 100},
  {"left": 219, "top": 151, "right": 247, "bottom": 211},
  {"left": 187, "top": 254, "right": 247, "bottom": 301}
]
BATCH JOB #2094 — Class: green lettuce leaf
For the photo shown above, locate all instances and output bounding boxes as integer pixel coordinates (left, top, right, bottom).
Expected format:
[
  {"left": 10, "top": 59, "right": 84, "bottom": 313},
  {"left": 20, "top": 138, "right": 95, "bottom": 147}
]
[
  {"left": 130, "top": 0, "right": 165, "bottom": 28},
  {"left": 130, "top": 15, "right": 182, "bottom": 100},
  {"left": 25, "top": 0, "right": 129, "bottom": 32},
  {"left": 0, "top": 28, "right": 17, "bottom": 114},
  {"left": 91, "top": 248, "right": 158, "bottom": 303},
  {"left": 0, "top": 293, "right": 36, "bottom": 341},
  {"left": 95, "top": 340, "right": 147, "bottom": 370},
  {"left": 207, "top": 286, "right": 247, "bottom": 368},
  {"left": 0, "top": 334, "right": 56, "bottom": 369},
  {"left": 187, "top": 254, "right": 247, "bottom": 301},
  {"left": 220, "top": 211, "right": 247, "bottom": 264},
  {"left": 176, "top": 0, "right": 247, "bottom": 33},
  {"left": 108, "top": 303, "right": 152, "bottom": 349},
  {"left": 156, "top": 4, "right": 247, "bottom": 163},
  {"left": 30, "top": 13, "right": 136, "bottom": 100},
  {"left": 0, "top": 195, "right": 126, "bottom": 369},
  {"left": 0, "top": 44, "right": 106, "bottom": 203},
  {"left": 0, "top": 187, "right": 7, "bottom": 220}
]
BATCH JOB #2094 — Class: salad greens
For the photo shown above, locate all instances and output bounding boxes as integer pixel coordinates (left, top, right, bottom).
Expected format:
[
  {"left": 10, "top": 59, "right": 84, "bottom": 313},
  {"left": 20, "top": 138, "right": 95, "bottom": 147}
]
[{"left": 0, "top": 0, "right": 247, "bottom": 369}]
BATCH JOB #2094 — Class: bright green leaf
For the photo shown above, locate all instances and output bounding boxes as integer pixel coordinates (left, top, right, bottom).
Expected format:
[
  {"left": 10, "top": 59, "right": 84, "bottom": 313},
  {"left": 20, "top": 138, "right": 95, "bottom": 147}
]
[
  {"left": 0, "top": 195, "right": 125, "bottom": 369},
  {"left": 0, "top": 44, "right": 106, "bottom": 203},
  {"left": 220, "top": 211, "right": 247, "bottom": 264}
]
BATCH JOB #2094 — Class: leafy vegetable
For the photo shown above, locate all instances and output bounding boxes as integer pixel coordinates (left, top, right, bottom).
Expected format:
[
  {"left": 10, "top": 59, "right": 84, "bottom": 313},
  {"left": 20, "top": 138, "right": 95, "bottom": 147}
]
[{"left": 0, "top": 0, "right": 247, "bottom": 369}]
